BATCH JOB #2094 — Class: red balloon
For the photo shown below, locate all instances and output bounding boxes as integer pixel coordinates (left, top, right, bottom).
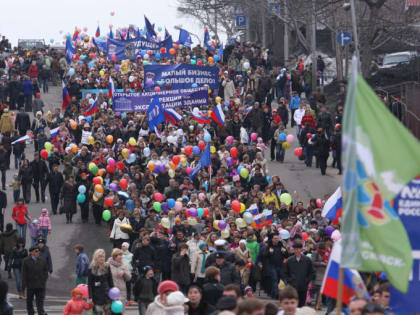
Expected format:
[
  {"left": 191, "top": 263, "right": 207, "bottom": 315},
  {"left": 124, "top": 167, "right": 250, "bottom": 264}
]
[
  {"left": 185, "top": 209, "right": 190, "bottom": 217},
  {"left": 197, "top": 61, "right": 203, "bottom": 66},
  {"left": 120, "top": 178, "right": 128, "bottom": 190},
  {"left": 203, "top": 208, "right": 209, "bottom": 216},
  {"left": 294, "top": 147, "right": 303, "bottom": 157},
  {"left": 230, "top": 147, "right": 238, "bottom": 158},
  {"left": 116, "top": 161, "right": 125, "bottom": 170},
  {"left": 302, "top": 232, "right": 308, "bottom": 241},
  {"left": 306, "top": 133, "right": 312, "bottom": 139},
  {"left": 92, "top": 177, "right": 101, "bottom": 185},
  {"left": 40, "top": 149, "right": 48, "bottom": 159},
  {"left": 246, "top": 263, "right": 252, "bottom": 269},
  {"left": 154, "top": 192, "right": 163, "bottom": 202},
  {"left": 198, "top": 140, "right": 206, "bottom": 150},
  {"left": 185, "top": 145, "right": 193, "bottom": 155},
  {"left": 106, "top": 165, "right": 115, "bottom": 173},
  {"left": 73, "top": 54, "right": 79, "bottom": 60},
  {"left": 316, "top": 198, "right": 323, "bottom": 208},
  {"left": 105, "top": 197, "right": 114, "bottom": 207},
  {"left": 172, "top": 155, "right": 180, "bottom": 165},
  {"left": 231, "top": 200, "right": 241, "bottom": 213},
  {"left": 160, "top": 47, "right": 166, "bottom": 54},
  {"left": 90, "top": 53, "right": 96, "bottom": 58}
]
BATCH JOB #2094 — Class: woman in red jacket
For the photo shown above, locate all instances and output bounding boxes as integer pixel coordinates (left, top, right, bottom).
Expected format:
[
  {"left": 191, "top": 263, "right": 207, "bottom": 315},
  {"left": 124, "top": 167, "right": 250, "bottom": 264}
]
[
  {"left": 28, "top": 61, "right": 39, "bottom": 79},
  {"left": 11, "top": 198, "right": 31, "bottom": 245},
  {"left": 300, "top": 109, "right": 316, "bottom": 129}
]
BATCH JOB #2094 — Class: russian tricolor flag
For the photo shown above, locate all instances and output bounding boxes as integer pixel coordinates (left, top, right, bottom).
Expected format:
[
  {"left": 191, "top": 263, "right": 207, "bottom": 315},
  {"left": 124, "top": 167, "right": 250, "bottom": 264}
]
[
  {"left": 211, "top": 103, "right": 225, "bottom": 126},
  {"left": 95, "top": 26, "right": 100, "bottom": 38},
  {"left": 164, "top": 108, "right": 182, "bottom": 125},
  {"left": 108, "top": 77, "right": 115, "bottom": 98},
  {"left": 72, "top": 27, "right": 80, "bottom": 41},
  {"left": 321, "top": 240, "right": 369, "bottom": 305},
  {"left": 84, "top": 100, "right": 99, "bottom": 117},
  {"left": 192, "top": 111, "right": 210, "bottom": 124},
  {"left": 322, "top": 187, "right": 342, "bottom": 225},
  {"left": 251, "top": 210, "right": 273, "bottom": 229},
  {"left": 12, "top": 133, "right": 34, "bottom": 145},
  {"left": 62, "top": 82, "right": 71, "bottom": 110},
  {"left": 50, "top": 127, "right": 60, "bottom": 141}
]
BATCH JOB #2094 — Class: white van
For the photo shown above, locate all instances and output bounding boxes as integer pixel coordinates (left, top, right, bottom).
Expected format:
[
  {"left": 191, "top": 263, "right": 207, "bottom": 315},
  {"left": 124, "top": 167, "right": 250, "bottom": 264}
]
[{"left": 379, "top": 51, "right": 417, "bottom": 69}]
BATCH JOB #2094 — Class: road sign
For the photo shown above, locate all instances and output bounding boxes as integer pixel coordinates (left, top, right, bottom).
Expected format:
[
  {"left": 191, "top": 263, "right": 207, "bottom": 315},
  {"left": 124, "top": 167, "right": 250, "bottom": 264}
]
[
  {"left": 236, "top": 15, "right": 247, "bottom": 27},
  {"left": 337, "top": 31, "right": 352, "bottom": 46}
]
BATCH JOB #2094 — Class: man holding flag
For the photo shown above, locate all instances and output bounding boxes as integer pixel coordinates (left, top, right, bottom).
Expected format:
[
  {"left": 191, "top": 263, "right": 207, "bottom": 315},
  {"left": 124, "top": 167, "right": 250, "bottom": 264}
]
[
  {"left": 189, "top": 144, "right": 211, "bottom": 180},
  {"left": 340, "top": 57, "right": 420, "bottom": 296}
]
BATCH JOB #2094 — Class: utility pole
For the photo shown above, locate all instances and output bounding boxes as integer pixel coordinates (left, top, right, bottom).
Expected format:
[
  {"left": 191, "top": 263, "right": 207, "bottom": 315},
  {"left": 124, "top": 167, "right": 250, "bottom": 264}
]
[
  {"left": 284, "top": 1, "right": 289, "bottom": 65},
  {"left": 262, "top": 8, "right": 267, "bottom": 47},
  {"left": 349, "top": 0, "right": 360, "bottom": 72},
  {"left": 311, "top": 0, "right": 317, "bottom": 90}
]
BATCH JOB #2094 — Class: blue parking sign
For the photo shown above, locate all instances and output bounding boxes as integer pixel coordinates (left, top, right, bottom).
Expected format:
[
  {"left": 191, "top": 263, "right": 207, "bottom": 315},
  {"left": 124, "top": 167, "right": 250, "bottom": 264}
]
[{"left": 236, "top": 15, "right": 247, "bottom": 27}]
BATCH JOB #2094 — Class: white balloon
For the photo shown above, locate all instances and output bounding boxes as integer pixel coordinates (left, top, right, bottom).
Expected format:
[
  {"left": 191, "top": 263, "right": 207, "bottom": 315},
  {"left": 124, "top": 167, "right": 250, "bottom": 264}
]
[
  {"left": 243, "top": 212, "right": 253, "bottom": 224},
  {"left": 243, "top": 61, "right": 250, "bottom": 70},
  {"left": 129, "top": 75, "right": 134, "bottom": 82},
  {"left": 143, "top": 147, "right": 151, "bottom": 157}
]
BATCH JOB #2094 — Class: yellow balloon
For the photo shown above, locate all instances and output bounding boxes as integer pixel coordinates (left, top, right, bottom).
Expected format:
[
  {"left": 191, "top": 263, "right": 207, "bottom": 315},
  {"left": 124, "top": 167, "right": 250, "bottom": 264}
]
[
  {"left": 89, "top": 162, "right": 96, "bottom": 171},
  {"left": 221, "top": 229, "right": 230, "bottom": 239},
  {"left": 213, "top": 220, "right": 220, "bottom": 231},
  {"left": 122, "top": 148, "right": 129, "bottom": 159},
  {"left": 168, "top": 169, "right": 175, "bottom": 178},
  {"left": 128, "top": 137, "right": 137, "bottom": 146},
  {"left": 282, "top": 141, "right": 291, "bottom": 150},
  {"left": 180, "top": 157, "right": 187, "bottom": 166},
  {"left": 88, "top": 136, "right": 95, "bottom": 145},
  {"left": 215, "top": 96, "right": 222, "bottom": 104},
  {"left": 161, "top": 217, "right": 170, "bottom": 229},
  {"left": 210, "top": 146, "right": 216, "bottom": 153},
  {"left": 240, "top": 203, "right": 246, "bottom": 213},
  {"left": 187, "top": 218, "right": 197, "bottom": 226},
  {"left": 99, "top": 70, "right": 105, "bottom": 77}
]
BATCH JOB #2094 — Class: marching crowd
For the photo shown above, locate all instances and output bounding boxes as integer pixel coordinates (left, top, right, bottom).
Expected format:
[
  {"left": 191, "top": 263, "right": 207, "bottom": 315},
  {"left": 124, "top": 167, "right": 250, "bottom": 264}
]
[{"left": 0, "top": 33, "right": 391, "bottom": 315}]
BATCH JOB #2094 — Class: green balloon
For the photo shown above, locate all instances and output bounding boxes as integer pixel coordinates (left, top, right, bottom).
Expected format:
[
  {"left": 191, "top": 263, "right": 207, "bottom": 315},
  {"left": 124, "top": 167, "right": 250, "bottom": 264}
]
[
  {"left": 240, "top": 168, "right": 249, "bottom": 179},
  {"left": 102, "top": 210, "right": 111, "bottom": 221},
  {"left": 77, "top": 193, "right": 86, "bottom": 204},
  {"left": 280, "top": 193, "right": 292, "bottom": 206},
  {"left": 153, "top": 201, "right": 162, "bottom": 212},
  {"left": 91, "top": 165, "right": 98, "bottom": 175}
]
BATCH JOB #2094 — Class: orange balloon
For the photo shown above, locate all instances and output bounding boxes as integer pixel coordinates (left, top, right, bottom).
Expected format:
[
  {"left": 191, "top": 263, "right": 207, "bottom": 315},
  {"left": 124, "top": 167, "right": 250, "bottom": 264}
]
[
  {"left": 95, "top": 184, "right": 104, "bottom": 194},
  {"left": 208, "top": 57, "right": 214, "bottom": 64},
  {"left": 70, "top": 121, "right": 78, "bottom": 130},
  {"left": 71, "top": 144, "right": 78, "bottom": 153},
  {"left": 169, "top": 48, "right": 176, "bottom": 55},
  {"left": 106, "top": 135, "right": 114, "bottom": 143},
  {"left": 169, "top": 162, "right": 177, "bottom": 170},
  {"left": 97, "top": 168, "right": 105, "bottom": 177},
  {"left": 148, "top": 161, "right": 156, "bottom": 171}
]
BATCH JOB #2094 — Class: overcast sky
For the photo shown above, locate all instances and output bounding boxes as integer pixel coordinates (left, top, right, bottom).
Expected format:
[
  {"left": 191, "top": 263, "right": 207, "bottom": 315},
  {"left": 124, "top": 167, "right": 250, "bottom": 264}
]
[{"left": 0, "top": 0, "right": 205, "bottom": 46}]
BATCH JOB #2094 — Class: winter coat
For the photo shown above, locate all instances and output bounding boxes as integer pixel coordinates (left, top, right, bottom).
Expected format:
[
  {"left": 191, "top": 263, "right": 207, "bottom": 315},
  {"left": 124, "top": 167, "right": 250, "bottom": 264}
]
[
  {"left": 108, "top": 257, "right": 131, "bottom": 301},
  {"left": 1, "top": 230, "right": 18, "bottom": 255},
  {"left": 12, "top": 205, "right": 29, "bottom": 225},
  {"left": 146, "top": 295, "right": 185, "bottom": 315},
  {"left": 38, "top": 213, "right": 51, "bottom": 230},
  {"left": 202, "top": 280, "right": 224, "bottom": 306},
  {"left": 88, "top": 264, "right": 114, "bottom": 306},
  {"left": 18, "top": 165, "right": 33, "bottom": 185},
  {"left": 171, "top": 252, "right": 191, "bottom": 287},
  {"left": 31, "top": 159, "right": 48, "bottom": 182},
  {"left": 21, "top": 80, "right": 34, "bottom": 95},
  {"left": 0, "top": 113, "right": 14, "bottom": 134},
  {"left": 134, "top": 276, "right": 157, "bottom": 303},
  {"left": 284, "top": 254, "right": 315, "bottom": 290},
  {"left": 247, "top": 107, "right": 264, "bottom": 130},
  {"left": 122, "top": 250, "right": 133, "bottom": 272},
  {"left": 191, "top": 250, "right": 210, "bottom": 279},
  {"left": 313, "top": 133, "right": 330, "bottom": 158},
  {"left": 133, "top": 244, "right": 156, "bottom": 271},
  {"left": 289, "top": 95, "right": 301, "bottom": 110},
  {"left": 22, "top": 255, "right": 49, "bottom": 290},
  {"left": 213, "top": 261, "right": 241, "bottom": 285},
  {"left": 9, "top": 246, "right": 28, "bottom": 270},
  {"left": 222, "top": 79, "right": 236, "bottom": 100},
  {"left": 62, "top": 297, "right": 92, "bottom": 315},
  {"left": 39, "top": 245, "right": 53, "bottom": 273},
  {"left": 61, "top": 181, "right": 77, "bottom": 214},
  {"left": 311, "top": 250, "right": 326, "bottom": 286},
  {"left": 293, "top": 108, "right": 305, "bottom": 126},
  {"left": 15, "top": 112, "right": 31, "bottom": 134},
  {"left": 187, "top": 301, "right": 216, "bottom": 315},
  {"left": 109, "top": 217, "right": 130, "bottom": 241},
  {"left": 76, "top": 252, "right": 90, "bottom": 277},
  {"left": 48, "top": 171, "right": 64, "bottom": 194}
]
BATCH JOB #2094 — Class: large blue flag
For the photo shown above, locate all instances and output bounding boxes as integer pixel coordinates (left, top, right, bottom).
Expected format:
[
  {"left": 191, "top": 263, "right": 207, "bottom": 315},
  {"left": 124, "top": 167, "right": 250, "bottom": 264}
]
[
  {"left": 65, "top": 39, "right": 75, "bottom": 64},
  {"left": 178, "top": 29, "right": 193, "bottom": 48},
  {"left": 190, "top": 144, "right": 211, "bottom": 180},
  {"left": 216, "top": 44, "right": 224, "bottom": 61},
  {"left": 204, "top": 28, "right": 211, "bottom": 49},
  {"left": 165, "top": 28, "right": 171, "bottom": 40},
  {"left": 147, "top": 96, "right": 165, "bottom": 132},
  {"left": 144, "top": 15, "right": 157, "bottom": 39}
]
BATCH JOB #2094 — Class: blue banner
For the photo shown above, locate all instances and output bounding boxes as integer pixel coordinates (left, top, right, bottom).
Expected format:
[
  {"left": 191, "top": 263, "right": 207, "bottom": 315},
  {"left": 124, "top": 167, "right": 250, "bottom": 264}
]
[
  {"left": 112, "top": 87, "right": 209, "bottom": 112},
  {"left": 81, "top": 89, "right": 129, "bottom": 99},
  {"left": 143, "top": 64, "right": 220, "bottom": 91},
  {"left": 107, "top": 36, "right": 173, "bottom": 60},
  {"left": 390, "top": 176, "right": 420, "bottom": 313}
]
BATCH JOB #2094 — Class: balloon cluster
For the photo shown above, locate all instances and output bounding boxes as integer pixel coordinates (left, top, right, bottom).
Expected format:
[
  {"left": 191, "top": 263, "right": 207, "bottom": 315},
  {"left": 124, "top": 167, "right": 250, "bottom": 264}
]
[{"left": 108, "top": 287, "right": 123, "bottom": 313}]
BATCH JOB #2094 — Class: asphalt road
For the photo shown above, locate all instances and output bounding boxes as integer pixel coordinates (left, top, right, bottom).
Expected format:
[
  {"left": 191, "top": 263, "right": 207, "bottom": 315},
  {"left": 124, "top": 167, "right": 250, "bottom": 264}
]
[{"left": 4, "top": 86, "right": 340, "bottom": 314}]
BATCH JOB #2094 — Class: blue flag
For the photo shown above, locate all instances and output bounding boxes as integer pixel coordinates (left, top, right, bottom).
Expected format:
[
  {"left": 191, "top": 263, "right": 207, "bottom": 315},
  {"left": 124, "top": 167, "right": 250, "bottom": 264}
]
[
  {"left": 147, "top": 96, "right": 165, "bottom": 132},
  {"left": 216, "top": 43, "right": 224, "bottom": 61},
  {"left": 65, "top": 39, "right": 75, "bottom": 64},
  {"left": 109, "top": 29, "right": 114, "bottom": 39},
  {"left": 144, "top": 15, "right": 157, "bottom": 39},
  {"left": 190, "top": 144, "right": 211, "bottom": 180},
  {"left": 165, "top": 28, "right": 171, "bottom": 40},
  {"left": 178, "top": 29, "right": 193, "bottom": 48},
  {"left": 204, "top": 28, "right": 211, "bottom": 48}
]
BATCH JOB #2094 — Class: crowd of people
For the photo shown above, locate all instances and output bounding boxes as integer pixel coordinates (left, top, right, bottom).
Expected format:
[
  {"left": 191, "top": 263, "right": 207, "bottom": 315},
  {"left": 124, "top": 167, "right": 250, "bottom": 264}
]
[{"left": 0, "top": 31, "right": 392, "bottom": 315}]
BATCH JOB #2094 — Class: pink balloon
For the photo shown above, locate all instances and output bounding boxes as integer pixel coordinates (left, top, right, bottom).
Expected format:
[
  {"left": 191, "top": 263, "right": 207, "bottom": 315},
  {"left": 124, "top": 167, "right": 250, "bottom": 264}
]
[
  {"left": 76, "top": 284, "right": 89, "bottom": 298},
  {"left": 331, "top": 230, "right": 342, "bottom": 242},
  {"left": 107, "top": 158, "right": 115, "bottom": 167},
  {"left": 174, "top": 201, "right": 182, "bottom": 211},
  {"left": 316, "top": 198, "right": 323, "bottom": 208},
  {"left": 198, "top": 193, "right": 205, "bottom": 201},
  {"left": 251, "top": 133, "right": 258, "bottom": 141},
  {"left": 186, "top": 167, "right": 193, "bottom": 175},
  {"left": 226, "top": 136, "right": 233, "bottom": 143},
  {"left": 286, "top": 134, "right": 294, "bottom": 143}
]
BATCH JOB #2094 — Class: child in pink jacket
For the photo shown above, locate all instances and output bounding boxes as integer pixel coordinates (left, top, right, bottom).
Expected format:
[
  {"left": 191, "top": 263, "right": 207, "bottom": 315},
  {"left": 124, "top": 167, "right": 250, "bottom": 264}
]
[
  {"left": 62, "top": 288, "right": 92, "bottom": 315},
  {"left": 38, "top": 208, "right": 52, "bottom": 243}
]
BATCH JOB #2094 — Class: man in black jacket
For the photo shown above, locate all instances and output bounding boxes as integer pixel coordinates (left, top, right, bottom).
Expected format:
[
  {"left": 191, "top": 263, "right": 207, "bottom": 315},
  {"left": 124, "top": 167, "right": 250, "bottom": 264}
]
[
  {"left": 0, "top": 190, "right": 6, "bottom": 232},
  {"left": 14, "top": 108, "right": 31, "bottom": 136},
  {"left": 0, "top": 144, "right": 8, "bottom": 190},
  {"left": 133, "top": 236, "right": 156, "bottom": 274},
  {"left": 47, "top": 164, "right": 64, "bottom": 214},
  {"left": 22, "top": 246, "right": 48, "bottom": 315},
  {"left": 284, "top": 243, "right": 315, "bottom": 307},
  {"left": 30, "top": 153, "right": 48, "bottom": 203},
  {"left": 211, "top": 252, "right": 241, "bottom": 286}
]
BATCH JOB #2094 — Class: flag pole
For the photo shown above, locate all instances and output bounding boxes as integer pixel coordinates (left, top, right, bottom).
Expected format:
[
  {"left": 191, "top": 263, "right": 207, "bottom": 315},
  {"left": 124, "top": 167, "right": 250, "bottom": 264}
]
[{"left": 336, "top": 267, "right": 344, "bottom": 314}]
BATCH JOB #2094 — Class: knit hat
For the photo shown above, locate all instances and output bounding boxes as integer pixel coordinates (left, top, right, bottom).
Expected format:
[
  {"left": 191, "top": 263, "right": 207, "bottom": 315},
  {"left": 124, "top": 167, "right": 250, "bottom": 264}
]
[
  {"left": 121, "top": 242, "right": 130, "bottom": 249},
  {"left": 198, "top": 242, "right": 207, "bottom": 250},
  {"left": 157, "top": 280, "right": 179, "bottom": 295}
]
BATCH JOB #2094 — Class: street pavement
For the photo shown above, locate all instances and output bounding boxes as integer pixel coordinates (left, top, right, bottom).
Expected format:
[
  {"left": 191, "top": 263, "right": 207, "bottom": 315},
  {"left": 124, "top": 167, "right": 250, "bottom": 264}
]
[{"left": 4, "top": 85, "right": 340, "bottom": 314}]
